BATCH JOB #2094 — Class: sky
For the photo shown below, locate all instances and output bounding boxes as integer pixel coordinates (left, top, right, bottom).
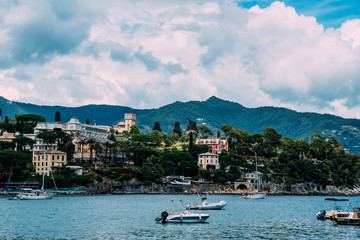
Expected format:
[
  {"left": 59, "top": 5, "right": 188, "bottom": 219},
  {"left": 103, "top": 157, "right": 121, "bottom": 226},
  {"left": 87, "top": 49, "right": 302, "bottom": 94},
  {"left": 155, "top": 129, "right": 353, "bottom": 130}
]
[{"left": 1, "top": 0, "right": 360, "bottom": 118}]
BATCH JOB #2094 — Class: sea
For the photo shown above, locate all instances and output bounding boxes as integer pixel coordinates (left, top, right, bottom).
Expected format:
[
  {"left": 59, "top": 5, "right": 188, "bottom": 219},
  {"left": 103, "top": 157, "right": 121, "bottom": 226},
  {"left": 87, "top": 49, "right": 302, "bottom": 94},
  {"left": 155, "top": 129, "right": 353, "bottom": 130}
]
[{"left": 1, "top": 194, "right": 360, "bottom": 240}]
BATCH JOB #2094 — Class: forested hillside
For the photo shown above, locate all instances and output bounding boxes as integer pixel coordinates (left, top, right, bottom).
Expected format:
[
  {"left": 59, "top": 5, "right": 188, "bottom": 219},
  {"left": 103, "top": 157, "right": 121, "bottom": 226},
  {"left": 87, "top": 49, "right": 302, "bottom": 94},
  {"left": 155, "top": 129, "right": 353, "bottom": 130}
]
[{"left": 1, "top": 96, "right": 360, "bottom": 154}]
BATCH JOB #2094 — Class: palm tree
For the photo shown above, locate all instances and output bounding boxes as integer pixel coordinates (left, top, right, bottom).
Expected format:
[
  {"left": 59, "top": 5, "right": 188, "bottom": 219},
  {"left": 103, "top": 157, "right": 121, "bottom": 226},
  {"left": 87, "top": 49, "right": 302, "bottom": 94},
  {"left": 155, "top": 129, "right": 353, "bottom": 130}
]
[
  {"left": 80, "top": 139, "right": 87, "bottom": 164},
  {"left": 87, "top": 138, "right": 96, "bottom": 165},
  {"left": 104, "top": 141, "right": 111, "bottom": 165}
]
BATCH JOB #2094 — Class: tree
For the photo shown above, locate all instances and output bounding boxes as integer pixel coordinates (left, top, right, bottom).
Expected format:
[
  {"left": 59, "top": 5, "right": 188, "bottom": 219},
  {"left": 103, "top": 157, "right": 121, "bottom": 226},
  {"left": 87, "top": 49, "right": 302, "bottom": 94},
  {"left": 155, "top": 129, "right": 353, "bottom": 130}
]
[
  {"left": 217, "top": 130, "right": 221, "bottom": 138},
  {"left": 188, "top": 131, "right": 194, "bottom": 152},
  {"left": 86, "top": 118, "right": 90, "bottom": 124},
  {"left": 186, "top": 120, "right": 197, "bottom": 132},
  {"left": 0, "top": 149, "right": 31, "bottom": 182},
  {"left": 16, "top": 114, "right": 46, "bottom": 126},
  {"left": 80, "top": 139, "right": 87, "bottom": 163},
  {"left": 87, "top": 138, "right": 96, "bottom": 164},
  {"left": 5, "top": 116, "right": 9, "bottom": 124},
  {"left": 173, "top": 122, "right": 182, "bottom": 136},
  {"left": 221, "top": 124, "right": 233, "bottom": 136},
  {"left": 263, "top": 127, "right": 282, "bottom": 156},
  {"left": 152, "top": 121, "right": 162, "bottom": 132},
  {"left": 0, "top": 108, "right": 2, "bottom": 119},
  {"left": 197, "top": 125, "right": 213, "bottom": 137},
  {"left": 130, "top": 125, "right": 140, "bottom": 134},
  {"left": 55, "top": 111, "right": 61, "bottom": 122},
  {"left": 149, "top": 130, "right": 164, "bottom": 146},
  {"left": 37, "top": 132, "right": 57, "bottom": 149},
  {"left": 12, "top": 136, "right": 35, "bottom": 152}
]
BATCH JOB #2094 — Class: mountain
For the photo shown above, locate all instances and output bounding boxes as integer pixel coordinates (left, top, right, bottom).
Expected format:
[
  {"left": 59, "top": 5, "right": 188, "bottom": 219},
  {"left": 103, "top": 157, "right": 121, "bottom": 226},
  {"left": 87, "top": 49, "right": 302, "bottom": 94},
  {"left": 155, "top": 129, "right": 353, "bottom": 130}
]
[
  {"left": 0, "top": 96, "right": 151, "bottom": 125},
  {"left": 1, "top": 96, "right": 360, "bottom": 154}
]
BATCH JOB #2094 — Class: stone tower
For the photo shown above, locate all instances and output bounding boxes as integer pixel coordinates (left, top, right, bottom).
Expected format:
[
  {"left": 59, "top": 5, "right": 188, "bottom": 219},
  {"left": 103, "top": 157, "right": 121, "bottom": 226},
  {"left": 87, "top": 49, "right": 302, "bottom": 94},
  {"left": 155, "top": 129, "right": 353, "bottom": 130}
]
[{"left": 124, "top": 113, "right": 136, "bottom": 132}]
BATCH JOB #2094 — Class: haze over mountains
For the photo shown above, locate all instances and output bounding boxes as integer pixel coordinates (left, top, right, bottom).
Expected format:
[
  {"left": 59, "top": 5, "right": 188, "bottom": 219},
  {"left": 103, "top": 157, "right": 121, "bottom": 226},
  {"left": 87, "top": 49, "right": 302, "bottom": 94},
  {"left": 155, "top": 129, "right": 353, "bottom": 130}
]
[{"left": 1, "top": 96, "right": 360, "bottom": 155}]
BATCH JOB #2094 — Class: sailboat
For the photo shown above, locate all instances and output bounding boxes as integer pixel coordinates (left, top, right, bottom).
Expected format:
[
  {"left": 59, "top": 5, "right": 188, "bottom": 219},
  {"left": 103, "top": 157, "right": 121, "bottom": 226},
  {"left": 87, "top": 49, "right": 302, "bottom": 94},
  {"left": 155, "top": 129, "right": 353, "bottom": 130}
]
[
  {"left": 243, "top": 152, "right": 266, "bottom": 199},
  {"left": 18, "top": 152, "right": 56, "bottom": 200}
]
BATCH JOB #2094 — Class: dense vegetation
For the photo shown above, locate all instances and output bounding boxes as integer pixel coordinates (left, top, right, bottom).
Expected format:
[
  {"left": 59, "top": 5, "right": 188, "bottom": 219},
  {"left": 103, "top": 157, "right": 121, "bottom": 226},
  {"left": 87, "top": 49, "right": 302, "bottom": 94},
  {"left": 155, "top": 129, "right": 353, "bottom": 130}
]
[{"left": 0, "top": 112, "right": 359, "bottom": 191}]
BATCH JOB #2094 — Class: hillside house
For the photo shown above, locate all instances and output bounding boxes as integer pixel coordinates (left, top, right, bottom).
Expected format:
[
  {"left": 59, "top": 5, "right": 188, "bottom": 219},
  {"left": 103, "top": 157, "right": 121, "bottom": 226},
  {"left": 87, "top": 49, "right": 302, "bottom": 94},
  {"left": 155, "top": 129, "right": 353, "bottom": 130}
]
[{"left": 195, "top": 138, "right": 228, "bottom": 154}]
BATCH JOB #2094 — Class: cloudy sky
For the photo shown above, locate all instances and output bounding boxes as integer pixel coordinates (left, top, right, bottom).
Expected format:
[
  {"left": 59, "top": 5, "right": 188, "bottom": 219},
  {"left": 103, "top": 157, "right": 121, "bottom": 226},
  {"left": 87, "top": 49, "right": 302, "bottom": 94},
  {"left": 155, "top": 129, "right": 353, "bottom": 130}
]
[{"left": 1, "top": 0, "right": 360, "bottom": 118}]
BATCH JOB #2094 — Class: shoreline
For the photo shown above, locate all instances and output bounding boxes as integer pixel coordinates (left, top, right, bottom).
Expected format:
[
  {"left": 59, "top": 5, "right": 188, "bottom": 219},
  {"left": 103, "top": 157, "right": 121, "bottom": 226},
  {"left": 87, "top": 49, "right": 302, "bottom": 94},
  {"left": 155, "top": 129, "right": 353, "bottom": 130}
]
[{"left": 2, "top": 192, "right": 359, "bottom": 197}]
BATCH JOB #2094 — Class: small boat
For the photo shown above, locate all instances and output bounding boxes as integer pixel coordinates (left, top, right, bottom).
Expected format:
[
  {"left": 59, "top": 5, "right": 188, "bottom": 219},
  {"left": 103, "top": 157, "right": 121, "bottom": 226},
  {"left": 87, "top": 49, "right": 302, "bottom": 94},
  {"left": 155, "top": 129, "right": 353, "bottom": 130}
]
[
  {"left": 8, "top": 196, "right": 18, "bottom": 200},
  {"left": 334, "top": 207, "right": 360, "bottom": 225},
  {"left": 243, "top": 192, "right": 266, "bottom": 199},
  {"left": 190, "top": 194, "right": 226, "bottom": 210},
  {"left": 156, "top": 199, "right": 210, "bottom": 223},
  {"left": 243, "top": 153, "right": 266, "bottom": 199},
  {"left": 316, "top": 198, "right": 349, "bottom": 220}
]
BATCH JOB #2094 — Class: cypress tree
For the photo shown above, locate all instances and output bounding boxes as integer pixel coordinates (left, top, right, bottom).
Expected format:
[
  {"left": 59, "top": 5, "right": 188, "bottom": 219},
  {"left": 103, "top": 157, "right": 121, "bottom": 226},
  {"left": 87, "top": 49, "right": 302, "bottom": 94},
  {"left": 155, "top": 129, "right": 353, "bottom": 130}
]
[
  {"left": 173, "top": 122, "right": 182, "bottom": 136},
  {"left": 4, "top": 116, "right": 9, "bottom": 124},
  {"left": 188, "top": 131, "right": 193, "bottom": 152},
  {"left": 55, "top": 111, "right": 61, "bottom": 122},
  {"left": 153, "top": 121, "right": 162, "bottom": 132},
  {"left": 86, "top": 118, "right": 90, "bottom": 124}
]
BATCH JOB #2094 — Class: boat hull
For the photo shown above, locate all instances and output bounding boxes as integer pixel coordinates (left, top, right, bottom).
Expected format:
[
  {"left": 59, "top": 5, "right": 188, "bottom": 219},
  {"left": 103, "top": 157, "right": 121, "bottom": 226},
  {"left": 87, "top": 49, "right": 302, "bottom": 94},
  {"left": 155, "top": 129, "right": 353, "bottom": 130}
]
[
  {"left": 244, "top": 193, "right": 266, "bottom": 199},
  {"left": 335, "top": 209, "right": 360, "bottom": 225},
  {"left": 190, "top": 201, "right": 226, "bottom": 210},
  {"left": 165, "top": 213, "right": 210, "bottom": 223},
  {"left": 18, "top": 193, "right": 55, "bottom": 200}
]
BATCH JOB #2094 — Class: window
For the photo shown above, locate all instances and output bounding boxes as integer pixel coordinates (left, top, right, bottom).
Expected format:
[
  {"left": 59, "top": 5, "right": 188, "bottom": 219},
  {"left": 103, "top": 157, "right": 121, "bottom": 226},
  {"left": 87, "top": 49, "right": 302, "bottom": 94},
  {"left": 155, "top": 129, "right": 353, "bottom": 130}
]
[{"left": 52, "top": 155, "right": 54, "bottom": 160}]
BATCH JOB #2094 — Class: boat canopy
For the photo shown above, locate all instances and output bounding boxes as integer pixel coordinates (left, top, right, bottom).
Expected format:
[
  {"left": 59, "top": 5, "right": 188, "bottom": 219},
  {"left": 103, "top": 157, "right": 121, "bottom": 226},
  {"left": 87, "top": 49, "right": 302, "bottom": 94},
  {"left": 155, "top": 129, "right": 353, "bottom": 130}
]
[{"left": 324, "top": 198, "right": 349, "bottom": 201}]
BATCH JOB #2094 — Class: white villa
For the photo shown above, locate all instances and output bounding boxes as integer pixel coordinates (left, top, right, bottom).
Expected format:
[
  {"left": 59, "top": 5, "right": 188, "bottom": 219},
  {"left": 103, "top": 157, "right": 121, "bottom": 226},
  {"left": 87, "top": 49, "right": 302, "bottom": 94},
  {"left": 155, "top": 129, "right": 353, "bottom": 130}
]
[{"left": 198, "top": 152, "right": 220, "bottom": 170}]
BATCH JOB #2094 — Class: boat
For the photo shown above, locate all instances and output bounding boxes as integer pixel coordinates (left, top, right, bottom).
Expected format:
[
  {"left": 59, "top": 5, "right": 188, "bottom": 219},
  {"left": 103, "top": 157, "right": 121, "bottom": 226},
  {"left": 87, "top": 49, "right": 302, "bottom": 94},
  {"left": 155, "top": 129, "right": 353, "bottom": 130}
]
[
  {"left": 334, "top": 207, "right": 360, "bottom": 225},
  {"left": 156, "top": 199, "right": 210, "bottom": 223},
  {"left": 243, "top": 152, "right": 266, "bottom": 199},
  {"left": 243, "top": 191, "right": 266, "bottom": 199},
  {"left": 190, "top": 194, "right": 226, "bottom": 210},
  {"left": 18, "top": 189, "right": 55, "bottom": 200},
  {"left": 18, "top": 152, "right": 56, "bottom": 200},
  {"left": 316, "top": 198, "right": 349, "bottom": 220}
]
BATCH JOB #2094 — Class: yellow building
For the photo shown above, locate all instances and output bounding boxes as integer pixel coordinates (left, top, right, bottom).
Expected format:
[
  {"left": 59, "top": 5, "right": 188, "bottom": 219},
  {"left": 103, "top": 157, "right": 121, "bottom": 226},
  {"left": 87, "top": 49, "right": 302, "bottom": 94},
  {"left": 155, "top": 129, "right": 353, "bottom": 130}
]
[{"left": 33, "top": 150, "right": 67, "bottom": 176}]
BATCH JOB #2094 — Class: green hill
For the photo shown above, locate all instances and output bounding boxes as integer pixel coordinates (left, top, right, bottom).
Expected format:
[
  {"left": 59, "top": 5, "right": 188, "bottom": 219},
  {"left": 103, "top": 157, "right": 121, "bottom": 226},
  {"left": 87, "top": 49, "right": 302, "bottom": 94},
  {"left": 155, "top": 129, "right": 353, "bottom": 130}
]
[{"left": 1, "top": 96, "right": 360, "bottom": 154}]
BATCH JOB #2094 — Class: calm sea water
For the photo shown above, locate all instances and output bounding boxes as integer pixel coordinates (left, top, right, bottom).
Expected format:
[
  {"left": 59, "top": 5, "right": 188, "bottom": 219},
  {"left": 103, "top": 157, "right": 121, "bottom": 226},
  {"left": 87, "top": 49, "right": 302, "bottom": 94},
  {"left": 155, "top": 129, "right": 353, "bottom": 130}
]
[{"left": 1, "top": 194, "right": 360, "bottom": 239}]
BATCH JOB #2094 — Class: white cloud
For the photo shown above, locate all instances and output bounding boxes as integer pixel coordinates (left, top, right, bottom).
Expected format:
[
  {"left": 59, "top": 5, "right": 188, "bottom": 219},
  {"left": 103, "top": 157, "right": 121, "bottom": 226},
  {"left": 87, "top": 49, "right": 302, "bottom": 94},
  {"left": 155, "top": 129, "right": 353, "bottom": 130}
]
[{"left": 1, "top": 0, "right": 360, "bottom": 119}]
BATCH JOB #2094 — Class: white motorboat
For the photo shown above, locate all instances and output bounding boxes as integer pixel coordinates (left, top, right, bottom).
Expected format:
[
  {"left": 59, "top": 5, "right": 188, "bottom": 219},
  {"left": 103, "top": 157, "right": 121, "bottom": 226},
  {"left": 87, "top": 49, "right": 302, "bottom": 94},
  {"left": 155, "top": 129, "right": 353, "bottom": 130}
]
[
  {"left": 190, "top": 195, "right": 226, "bottom": 210},
  {"left": 243, "top": 153, "right": 266, "bottom": 199},
  {"left": 243, "top": 192, "right": 266, "bottom": 199},
  {"left": 334, "top": 207, "right": 360, "bottom": 225},
  {"left": 316, "top": 198, "right": 349, "bottom": 220},
  {"left": 156, "top": 199, "right": 210, "bottom": 223}
]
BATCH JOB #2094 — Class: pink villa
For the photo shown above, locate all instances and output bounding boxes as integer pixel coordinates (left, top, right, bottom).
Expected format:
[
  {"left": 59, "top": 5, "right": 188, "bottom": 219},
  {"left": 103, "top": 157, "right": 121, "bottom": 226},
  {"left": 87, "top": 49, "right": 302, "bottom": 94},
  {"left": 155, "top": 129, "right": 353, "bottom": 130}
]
[{"left": 195, "top": 138, "right": 229, "bottom": 154}]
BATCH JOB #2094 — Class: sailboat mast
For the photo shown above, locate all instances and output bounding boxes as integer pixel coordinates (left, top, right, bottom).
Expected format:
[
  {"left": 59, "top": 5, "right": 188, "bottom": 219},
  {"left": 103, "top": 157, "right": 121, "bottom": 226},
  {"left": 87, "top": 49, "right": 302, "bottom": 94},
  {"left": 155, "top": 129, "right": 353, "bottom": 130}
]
[
  {"left": 255, "top": 152, "right": 259, "bottom": 191},
  {"left": 42, "top": 151, "right": 45, "bottom": 190}
]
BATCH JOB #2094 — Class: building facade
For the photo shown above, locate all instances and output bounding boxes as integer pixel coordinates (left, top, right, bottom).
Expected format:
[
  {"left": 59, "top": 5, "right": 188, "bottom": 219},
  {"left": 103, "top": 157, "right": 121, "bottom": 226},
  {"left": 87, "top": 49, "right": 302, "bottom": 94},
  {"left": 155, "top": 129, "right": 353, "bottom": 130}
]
[
  {"left": 33, "top": 150, "right": 67, "bottom": 176},
  {"left": 114, "top": 113, "right": 136, "bottom": 133},
  {"left": 242, "top": 171, "right": 264, "bottom": 190},
  {"left": 195, "top": 138, "right": 228, "bottom": 154},
  {"left": 198, "top": 152, "right": 220, "bottom": 170}
]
